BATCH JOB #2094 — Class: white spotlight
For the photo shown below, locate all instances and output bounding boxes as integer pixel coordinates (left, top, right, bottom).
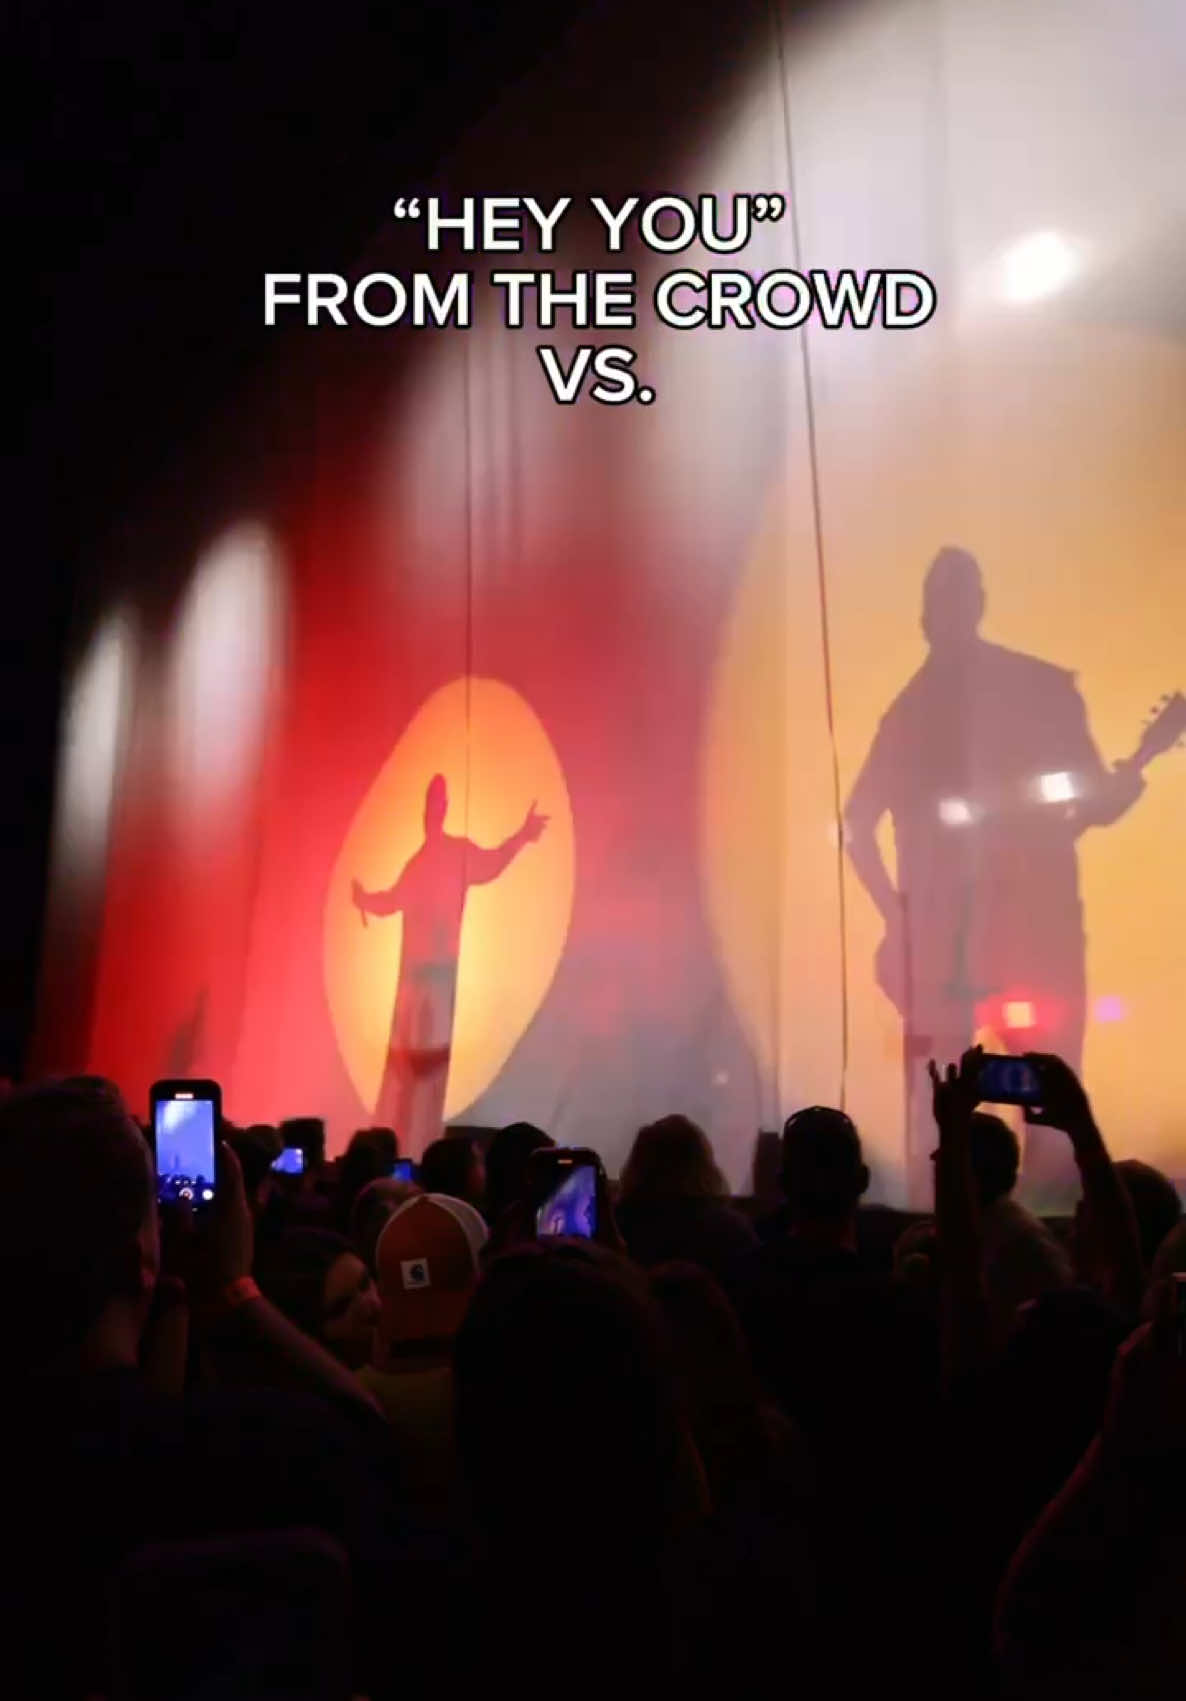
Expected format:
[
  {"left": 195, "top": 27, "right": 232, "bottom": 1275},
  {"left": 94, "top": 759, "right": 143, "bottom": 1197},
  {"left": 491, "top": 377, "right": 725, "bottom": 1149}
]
[
  {"left": 939, "top": 797, "right": 974, "bottom": 826},
  {"left": 58, "top": 608, "right": 136, "bottom": 867},
  {"left": 169, "top": 521, "right": 284, "bottom": 806},
  {"left": 1037, "top": 771, "right": 1076, "bottom": 803},
  {"left": 998, "top": 231, "right": 1080, "bottom": 305}
]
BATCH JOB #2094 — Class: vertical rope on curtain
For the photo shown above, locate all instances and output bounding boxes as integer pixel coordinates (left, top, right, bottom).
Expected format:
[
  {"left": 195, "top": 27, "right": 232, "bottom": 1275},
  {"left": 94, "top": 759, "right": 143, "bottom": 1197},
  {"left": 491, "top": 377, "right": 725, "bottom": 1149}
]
[
  {"left": 461, "top": 327, "right": 476, "bottom": 849},
  {"left": 770, "top": 0, "right": 851, "bottom": 1111}
]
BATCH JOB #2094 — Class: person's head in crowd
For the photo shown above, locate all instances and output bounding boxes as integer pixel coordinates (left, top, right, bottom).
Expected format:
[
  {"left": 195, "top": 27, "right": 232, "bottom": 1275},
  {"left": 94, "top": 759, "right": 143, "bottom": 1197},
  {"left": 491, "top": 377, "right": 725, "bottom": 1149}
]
[
  {"left": 483, "top": 1121, "right": 553, "bottom": 1226},
  {"left": 280, "top": 1117, "right": 327, "bottom": 1171},
  {"left": 892, "top": 1219, "right": 939, "bottom": 1290},
  {"left": 1113, "top": 1159, "right": 1182, "bottom": 1272},
  {"left": 255, "top": 1229, "right": 380, "bottom": 1371},
  {"left": 228, "top": 1122, "right": 283, "bottom": 1217},
  {"left": 619, "top": 1115, "right": 726, "bottom": 1204},
  {"left": 418, "top": 1135, "right": 485, "bottom": 1210},
  {"left": 453, "top": 1239, "right": 706, "bottom": 1556},
  {"left": 334, "top": 1127, "right": 399, "bottom": 1229},
  {"left": 372, "top": 1194, "right": 488, "bottom": 1369},
  {"left": 966, "top": 1112, "right": 1020, "bottom": 1208},
  {"left": 780, "top": 1106, "right": 869, "bottom": 1233},
  {"left": 0, "top": 1078, "right": 157, "bottom": 1373},
  {"left": 648, "top": 1260, "right": 793, "bottom": 1506},
  {"left": 349, "top": 1176, "right": 421, "bottom": 1273},
  {"left": 994, "top": 1286, "right": 1129, "bottom": 1511}
]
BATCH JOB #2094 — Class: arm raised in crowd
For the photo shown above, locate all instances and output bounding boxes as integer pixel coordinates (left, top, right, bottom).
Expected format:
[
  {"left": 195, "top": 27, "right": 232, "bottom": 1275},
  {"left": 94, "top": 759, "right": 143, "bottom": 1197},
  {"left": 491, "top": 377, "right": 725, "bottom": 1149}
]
[
  {"left": 1024, "top": 1053, "right": 1144, "bottom": 1317},
  {"left": 930, "top": 1047, "right": 990, "bottom": 1389},
  {"left": 190, "top": 1144, "right": 381, "bottom": 1421}
]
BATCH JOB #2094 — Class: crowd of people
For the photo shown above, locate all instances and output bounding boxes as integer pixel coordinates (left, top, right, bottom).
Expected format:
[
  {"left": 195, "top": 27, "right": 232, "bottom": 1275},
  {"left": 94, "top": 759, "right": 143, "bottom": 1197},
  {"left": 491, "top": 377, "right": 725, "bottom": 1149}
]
[{"left": 1, "top": 1051, "right": 1183, "bottom": 1699}]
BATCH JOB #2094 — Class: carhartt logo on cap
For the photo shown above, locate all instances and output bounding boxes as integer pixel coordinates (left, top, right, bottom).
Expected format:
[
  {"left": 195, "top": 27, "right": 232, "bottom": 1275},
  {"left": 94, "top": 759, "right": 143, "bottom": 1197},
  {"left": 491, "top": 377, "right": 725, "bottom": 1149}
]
[{"left": 401, "top": 1258, "right": 430, "bottom": 1290}]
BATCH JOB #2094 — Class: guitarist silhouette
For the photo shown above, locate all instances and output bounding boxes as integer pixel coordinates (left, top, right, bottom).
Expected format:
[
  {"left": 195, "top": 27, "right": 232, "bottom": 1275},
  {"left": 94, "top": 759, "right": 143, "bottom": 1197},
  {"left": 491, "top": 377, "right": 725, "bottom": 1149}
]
[{"left": 845, "top": 548, "right": 1183, "bottom": 1207}]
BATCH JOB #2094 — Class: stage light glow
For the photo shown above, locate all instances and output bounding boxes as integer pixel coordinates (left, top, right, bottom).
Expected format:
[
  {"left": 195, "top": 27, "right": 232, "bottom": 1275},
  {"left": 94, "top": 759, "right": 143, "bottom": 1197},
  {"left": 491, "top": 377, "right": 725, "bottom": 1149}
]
[
  {"left": 56, "top": 608, "right": 136, "bottom": 870},
  {"left": 998, "top": 231, "right": 1080, "bottom": 305},
  {"left": 1002, "top": 1000, "right": 1037, "bottom": 1031},
  {"left": 1037, "top": 770, "right": 1076, "bottom": 803},
  {"left": 168, "top": 522, "right": 284, "bottom": 809},
  {"left": 939, "top": 797, "right": 974, "bottom": 826}
]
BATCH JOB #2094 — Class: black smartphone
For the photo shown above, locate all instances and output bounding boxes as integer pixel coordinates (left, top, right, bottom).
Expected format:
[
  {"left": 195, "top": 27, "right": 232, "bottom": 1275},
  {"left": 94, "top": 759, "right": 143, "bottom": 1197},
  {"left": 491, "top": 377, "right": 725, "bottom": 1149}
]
[
  {"left": 150, "top": 1079, "right": 221, "bottom": 1210},
  {"left": 977, "top": 1054, "right": 1043, "bottom": 1107},
  {"left": 528, "top": 1147, "right": 601, "bottom": 1239},
  {"left": 271, "top": 1146, "right": 306, "bottom": 1176},
  {"left": 391, "top": 1158, "right": 416, "bottom": 1183}
]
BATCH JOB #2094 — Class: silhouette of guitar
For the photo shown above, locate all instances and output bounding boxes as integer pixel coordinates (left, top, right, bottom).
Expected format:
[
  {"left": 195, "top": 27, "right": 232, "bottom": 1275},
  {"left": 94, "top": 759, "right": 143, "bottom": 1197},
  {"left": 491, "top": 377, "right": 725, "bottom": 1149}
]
[{"left": 876, "top": 690, "right": 1186, "bottom": 1018}]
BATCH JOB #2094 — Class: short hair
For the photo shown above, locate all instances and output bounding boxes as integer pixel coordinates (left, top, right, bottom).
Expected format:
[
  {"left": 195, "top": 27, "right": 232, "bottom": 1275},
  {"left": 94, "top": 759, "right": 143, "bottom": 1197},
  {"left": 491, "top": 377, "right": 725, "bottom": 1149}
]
[
  {"left": 0, "top": 1078, "right": 153, "bottom": 1368},
  {"left": 484, "top": 1122, "right": 553, "bottom": 1223},
  {"left": 418, "top": 1135, "right": 481, "bottom": 1204},
  {"left": 1115, "top": 1160, "right": 1182, "bottom": 1271},
  {"left": 349, "top": 1177, "right": 422, "bottom": 1271},
  {"left": 255, "top": 1229, "right": 353, "bottom": 1339},
  {"left": 335, "top": 1127, "right": 400, "bottom": 1224},
  {"left": 454, "top": 1241, "right": 689, "bottom": 1550},
  {"left": 228, "top": 1122, "right": 283, "bottom": 1197},
  {"left": 969, "top": 1113, "right": 1021, "bottom": 1204},
  {"left": 619, "top": 1116, "right": 726, "bottom": 1204},
  {"left": 780, "top": 1107, "right": 867, "bottom": 1217}
]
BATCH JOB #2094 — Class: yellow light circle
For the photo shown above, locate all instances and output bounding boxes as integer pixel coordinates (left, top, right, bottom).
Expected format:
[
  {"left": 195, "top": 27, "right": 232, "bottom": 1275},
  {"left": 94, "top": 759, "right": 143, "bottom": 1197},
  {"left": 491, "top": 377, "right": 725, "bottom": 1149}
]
[{"left": 324, "top": 677, "right": 575, "bottom": 1122}]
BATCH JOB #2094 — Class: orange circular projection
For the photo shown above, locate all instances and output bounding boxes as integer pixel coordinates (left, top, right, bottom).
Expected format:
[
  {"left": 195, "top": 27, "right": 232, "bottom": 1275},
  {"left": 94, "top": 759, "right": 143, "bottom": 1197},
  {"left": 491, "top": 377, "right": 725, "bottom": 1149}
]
[
  {"left": 703, "top": 323, "right": 1186, "bottom": 1195},
  {"left": 325, "top": 677, "right": 574, "bottom": 1126}
]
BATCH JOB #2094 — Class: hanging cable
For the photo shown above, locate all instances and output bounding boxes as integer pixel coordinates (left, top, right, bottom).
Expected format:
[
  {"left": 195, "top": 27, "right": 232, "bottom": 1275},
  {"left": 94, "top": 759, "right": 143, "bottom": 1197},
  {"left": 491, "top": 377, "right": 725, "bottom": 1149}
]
[{"left": 770, "top": 0, "right": 851, "bottom": 1110}]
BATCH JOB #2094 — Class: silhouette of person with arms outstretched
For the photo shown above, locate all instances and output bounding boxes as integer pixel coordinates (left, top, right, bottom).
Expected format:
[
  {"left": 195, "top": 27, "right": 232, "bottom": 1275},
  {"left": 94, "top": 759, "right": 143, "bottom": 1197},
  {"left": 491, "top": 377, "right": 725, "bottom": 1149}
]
[
  {"left": 352, "top": 775, "right": 548, "bottom": 1157},
  {"left": 845, "top": 548, "right": 1146, "bottom": 1208}
]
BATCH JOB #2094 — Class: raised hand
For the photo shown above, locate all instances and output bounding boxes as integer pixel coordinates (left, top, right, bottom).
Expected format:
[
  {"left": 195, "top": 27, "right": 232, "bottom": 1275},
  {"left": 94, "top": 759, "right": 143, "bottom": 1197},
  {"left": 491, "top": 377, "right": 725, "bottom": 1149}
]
[
  {"left": 521, "top": 801, "right": 550, "bottom": 844},
  {"left": 351, "top": 877, "right": 369, "bottom": 927},
  {"left": 928, "top": 1044, "right": 983, "bottom": 1133},
  {"left": 1022, "top": 1052, "right": 1095, "bottom": 1139}
]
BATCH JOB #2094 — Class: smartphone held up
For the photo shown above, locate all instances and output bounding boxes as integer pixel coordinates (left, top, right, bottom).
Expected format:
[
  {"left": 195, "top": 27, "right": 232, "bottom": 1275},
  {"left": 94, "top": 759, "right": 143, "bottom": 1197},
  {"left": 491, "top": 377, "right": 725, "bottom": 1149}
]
[
  {"left": 976, "top": 1054, "right": 1043, "bottom": 1108},
  {"left": 527, "top": 1147, "right": 602, "bottom": 1240},
  {"left": 149, "top": 1079, "right": 220, "bottom": 1211}
]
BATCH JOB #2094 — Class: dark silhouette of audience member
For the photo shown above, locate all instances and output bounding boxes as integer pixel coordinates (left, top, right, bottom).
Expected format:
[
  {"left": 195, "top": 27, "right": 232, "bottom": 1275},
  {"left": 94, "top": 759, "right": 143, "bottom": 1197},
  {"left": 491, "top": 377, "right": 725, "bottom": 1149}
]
[
  {"left": 0, "top": 1078, "right": 400, "bottom": 1699},
  {"left": 352, "top": 775, "right": 548, "bottom": 1155},
  {"left": 333, "top": 1125, "right": 399, "bottom": 1233},
  {"left": 481, "top": 1119, "right": 554, "bottom": 1238},
  {"left": 845, "top": 546, "right": 1146, "bottom": 1207},
  {"left": 738, "top": 1105, "right": 941, "bottom": 1690},
  {"left": 255, "top": 1228, "right": 381, "bottom": 1371},
  {"left": 615, "top": 1114, "right": 757, "bottom": 1288},
  {"left": 359, "top": 1194, "right": 488, "bottom": 1511},
  {"left": 648, "top": 1260, "right": 819, "bottom": 1689},
  {"left": 1113, "top": 1158, "right": 1182, "bottom": 1275},
  {"left": 451, "top": 1240, "right": 709, "bottom": 1684},
  {"left": 995, "top": 1282, "right": 1186, "bottom": 1699},
  {"left": 649, "top": 1260, "right": 810, "bottom": 1513},
  {"left": 227, "top": 1121, "right": 283, "bottom": 1217},
  {"left": 961, "top": 1112, "right": 1073, "bottom": 1345},
  {"left": 348, "top": 1175, "right": 422, "bottom": 1272},
  {"left": 417, "top": 1132, "right": 485, "bottom": 1210}
]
